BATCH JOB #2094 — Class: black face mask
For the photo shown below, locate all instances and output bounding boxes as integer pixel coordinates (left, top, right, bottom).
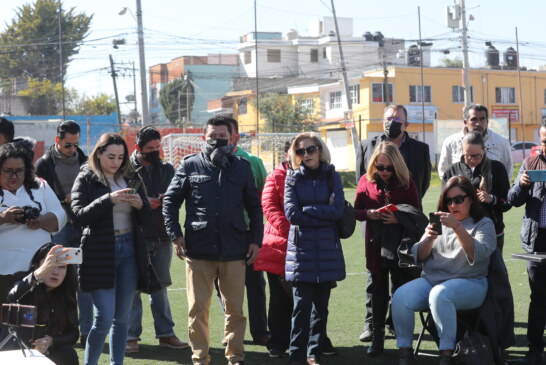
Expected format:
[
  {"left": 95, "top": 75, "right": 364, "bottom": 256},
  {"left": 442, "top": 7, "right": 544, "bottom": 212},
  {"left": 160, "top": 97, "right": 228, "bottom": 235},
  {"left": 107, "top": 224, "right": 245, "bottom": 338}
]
[
  {"left": 141, "top": 150, "right": 161, "bottom": 163},
  {"left": 384, "top": 120, "right": 403, "bottom": 139},
  {"left": 206, "top": 138, "right": 229, "bottom": 148}
]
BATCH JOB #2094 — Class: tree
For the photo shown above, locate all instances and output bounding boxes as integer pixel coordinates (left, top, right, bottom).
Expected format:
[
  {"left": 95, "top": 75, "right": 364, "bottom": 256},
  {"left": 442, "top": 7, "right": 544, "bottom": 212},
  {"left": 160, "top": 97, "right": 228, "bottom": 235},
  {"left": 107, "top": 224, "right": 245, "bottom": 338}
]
[
  {"left": 0, "top": 0, "right": 92, "bottom": 82},
  {"left": 18, "top": 77, "right": 77, "bottom": 115},
  {"left": 441, "top": 57, "right": 463, "bottom": 68},
  {"left": 73, "top": 93, "right": 116, "bottom": 115},
  {"left": 159, "top": 73, "right": 195, "bottom": 124},
  {"left": 253, "top": 93, "right": 318, "bottom": 133}
]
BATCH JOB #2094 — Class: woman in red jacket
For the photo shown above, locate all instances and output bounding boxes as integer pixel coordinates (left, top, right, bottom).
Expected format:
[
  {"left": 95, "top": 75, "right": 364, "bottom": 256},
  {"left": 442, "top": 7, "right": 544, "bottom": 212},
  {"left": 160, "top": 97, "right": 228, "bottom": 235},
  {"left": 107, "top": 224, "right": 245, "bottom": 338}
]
[{"left": 354, "top": 141, "right": 420, "bottom": 358}]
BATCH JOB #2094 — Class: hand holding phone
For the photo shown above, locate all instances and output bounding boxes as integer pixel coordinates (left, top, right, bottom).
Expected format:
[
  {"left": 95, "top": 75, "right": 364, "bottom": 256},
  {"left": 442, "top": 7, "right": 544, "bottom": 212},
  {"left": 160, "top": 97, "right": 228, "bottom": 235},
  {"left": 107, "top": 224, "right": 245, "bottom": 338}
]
[
  {"left": 127, "top": 180, "right": 142, "bottom": 194},
  {"left": 428, "top": 212, "right": 443, "bottom": 235},
  {"left": 378, "top": 204, "right": 398, "bottom": 214},
  {"left": 61, "top": 248, "right": 83, "bottom": 265}
]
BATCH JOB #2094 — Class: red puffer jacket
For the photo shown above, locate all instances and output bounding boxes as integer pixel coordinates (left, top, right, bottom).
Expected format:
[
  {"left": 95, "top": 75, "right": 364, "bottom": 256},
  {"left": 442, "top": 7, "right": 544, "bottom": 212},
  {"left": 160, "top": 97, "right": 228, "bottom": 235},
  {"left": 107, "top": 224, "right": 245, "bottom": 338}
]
[{"left": 253, "top": 162, "right": 290, "bottom": 276}]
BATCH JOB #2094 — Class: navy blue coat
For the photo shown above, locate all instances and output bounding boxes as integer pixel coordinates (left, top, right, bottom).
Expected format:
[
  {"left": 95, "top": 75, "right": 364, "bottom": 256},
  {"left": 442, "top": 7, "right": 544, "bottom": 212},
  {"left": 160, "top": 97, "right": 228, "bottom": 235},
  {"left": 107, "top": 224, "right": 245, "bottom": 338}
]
[{"left": 284, "top": 163, "right": 346, "bottom": 283}]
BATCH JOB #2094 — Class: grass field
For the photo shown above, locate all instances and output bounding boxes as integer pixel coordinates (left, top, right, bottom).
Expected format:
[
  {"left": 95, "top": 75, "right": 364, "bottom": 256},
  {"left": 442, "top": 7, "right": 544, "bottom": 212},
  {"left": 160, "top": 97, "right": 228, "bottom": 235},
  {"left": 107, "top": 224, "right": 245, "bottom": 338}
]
[{"left": 77, "top": 183, "right": 534, "bottom": 364}]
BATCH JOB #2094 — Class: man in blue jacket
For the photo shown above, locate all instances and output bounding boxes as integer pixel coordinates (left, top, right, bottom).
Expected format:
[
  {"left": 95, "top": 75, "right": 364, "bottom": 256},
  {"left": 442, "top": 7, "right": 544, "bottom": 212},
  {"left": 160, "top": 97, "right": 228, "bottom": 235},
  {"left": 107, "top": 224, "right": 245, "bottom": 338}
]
[
  {"left": 508, "top": 121, "right": 546, "bottom": 365},
  {"left": 163, "top": 115, "right": 263, "bottom": 365}
]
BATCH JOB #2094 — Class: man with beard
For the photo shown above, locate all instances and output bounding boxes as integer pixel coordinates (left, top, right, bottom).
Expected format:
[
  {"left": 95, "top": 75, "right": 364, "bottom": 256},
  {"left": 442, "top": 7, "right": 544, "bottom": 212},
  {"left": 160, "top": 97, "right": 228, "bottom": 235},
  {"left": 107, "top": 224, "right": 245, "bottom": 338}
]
[
  {"left": 126, "top": 126, "right": 189, "bottom": 352},
  {"left": 438, "top": 104, "right": 513, "bottom": 179},
  {"left": 163, "top": 115, "right": 263, "bottom": 365},
  {"left": 355, "top": 104, "right": 431, "bottom": 344}
]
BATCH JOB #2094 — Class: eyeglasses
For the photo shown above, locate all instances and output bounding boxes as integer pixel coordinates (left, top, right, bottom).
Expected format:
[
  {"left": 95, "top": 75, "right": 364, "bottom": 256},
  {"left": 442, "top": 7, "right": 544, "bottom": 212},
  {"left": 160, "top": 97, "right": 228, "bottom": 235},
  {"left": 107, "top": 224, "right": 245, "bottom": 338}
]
[
  {"left": 445, "top": 194, "right": 468, "bottom": 205},
  {"left": 383, "top": 117, "right": 405, "bottom": 123},
  {"left": 295, "top": 145, "right": 319, "bottom": 157},
  {"left": 63, "top": 143, "right": 79, "bottom": 149},
  {"left": 1, "top": 168, "right": 25, "bottom": 178},
  {"left": 463, "top": 153, "right": 483, "bottom": 160},
  {"left": 376, "top": 164, "right": 394, "bottom": 172}
]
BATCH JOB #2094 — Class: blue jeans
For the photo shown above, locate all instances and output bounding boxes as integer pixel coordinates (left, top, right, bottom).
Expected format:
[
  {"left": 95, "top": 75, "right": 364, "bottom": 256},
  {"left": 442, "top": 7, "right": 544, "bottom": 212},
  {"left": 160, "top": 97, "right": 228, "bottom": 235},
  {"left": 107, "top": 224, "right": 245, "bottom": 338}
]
[
  {"left": 84, "top": 232, "right": 138, "bottom": 365},
  {"left": 289, "top": 282, "right": 331, "bottom": 363},
  {"left": 52, "top": 222, "right": 94, "bottom": 336},
  {"left": 392, "top": 277, "right": 488, "bottom": 350},
  {"left": 128, "top": 239, "right": 175, "bottom": 339}
]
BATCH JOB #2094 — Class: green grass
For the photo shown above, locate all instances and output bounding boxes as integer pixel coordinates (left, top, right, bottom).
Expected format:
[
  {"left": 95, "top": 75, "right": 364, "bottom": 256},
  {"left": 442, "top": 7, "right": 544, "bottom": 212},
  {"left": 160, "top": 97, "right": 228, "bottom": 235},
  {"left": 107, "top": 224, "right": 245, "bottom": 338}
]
[{"left": 78, "top": 186, "right": 532, "bottom": 364}]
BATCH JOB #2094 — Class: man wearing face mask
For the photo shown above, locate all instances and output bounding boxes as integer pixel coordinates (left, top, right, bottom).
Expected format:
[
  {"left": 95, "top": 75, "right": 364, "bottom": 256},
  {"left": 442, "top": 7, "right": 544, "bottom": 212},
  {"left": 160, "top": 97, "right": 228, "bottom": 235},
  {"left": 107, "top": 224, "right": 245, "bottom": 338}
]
[
  {"left": 125, "top": 126, "right": 189, "bottom": 352},
  {"left": 163, "top": 115, "right": 263, "bottom": 365},
  {"left": 355, "top": 104, "right": 431, "bottom": 343}
]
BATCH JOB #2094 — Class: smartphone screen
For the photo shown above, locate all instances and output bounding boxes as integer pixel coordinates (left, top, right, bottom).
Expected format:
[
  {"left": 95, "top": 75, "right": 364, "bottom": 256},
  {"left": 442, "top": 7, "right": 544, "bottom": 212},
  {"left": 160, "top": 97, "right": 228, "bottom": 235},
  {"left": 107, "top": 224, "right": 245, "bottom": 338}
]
[{"left": 429, "top": 212, "right": 443, "bottom": 235}]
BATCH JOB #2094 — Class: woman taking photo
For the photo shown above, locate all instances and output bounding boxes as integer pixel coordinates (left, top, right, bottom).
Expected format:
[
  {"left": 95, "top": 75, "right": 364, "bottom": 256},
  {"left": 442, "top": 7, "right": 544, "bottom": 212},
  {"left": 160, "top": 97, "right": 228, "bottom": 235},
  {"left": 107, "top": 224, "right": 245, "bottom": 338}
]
[
  {"left": 392, "top": 176, "right": 496, "bottom": 365},
  {"left": 0, "top": 143, "right": 66, "bottom": 305},
  {"left": 442, "top": 131, "right": 511, "bottom": 253},
  {"left": 284, "top": 132, "right": 345, "bottom": 365},
  {"left": 2, "top": 243, "right": 78, "bottom": 364},
  {"left": 71, "top": 133, "right": 149, "bottom": 365},
  {"left": 354, "top": 141, "right": 421, "bottom": 358}
]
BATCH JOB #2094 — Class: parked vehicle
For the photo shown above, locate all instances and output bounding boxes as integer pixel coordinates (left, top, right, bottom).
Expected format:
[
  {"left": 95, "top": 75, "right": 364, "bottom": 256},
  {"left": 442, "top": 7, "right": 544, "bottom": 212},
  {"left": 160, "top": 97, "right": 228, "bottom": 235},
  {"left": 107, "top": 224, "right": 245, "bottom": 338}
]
[{"left": 511, "top": 141, "right": 537, "bottom": 163}]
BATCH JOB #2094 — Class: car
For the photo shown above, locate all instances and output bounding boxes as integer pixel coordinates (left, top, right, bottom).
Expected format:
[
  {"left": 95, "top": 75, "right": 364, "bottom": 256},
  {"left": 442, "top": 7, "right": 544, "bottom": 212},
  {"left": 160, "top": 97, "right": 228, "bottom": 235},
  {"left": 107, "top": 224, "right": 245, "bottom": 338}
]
[{"left": 511, "top": 141, "right": 537, "bottom": 163}]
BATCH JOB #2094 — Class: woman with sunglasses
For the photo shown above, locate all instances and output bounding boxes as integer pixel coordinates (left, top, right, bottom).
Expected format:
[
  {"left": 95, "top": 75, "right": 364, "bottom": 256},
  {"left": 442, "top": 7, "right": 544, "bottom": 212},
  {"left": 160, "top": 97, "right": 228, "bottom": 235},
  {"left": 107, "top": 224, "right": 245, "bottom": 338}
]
[
  {"left": 354, "top": 141, "right": 420, "bottom": 358},
  {"left": 0, "top": 143, "right": 66, "bottom": 307},
  {"left": 71, "top": 133, "right": 149, "bottom": 365},
  {"left": 391, "top": 176, "right": 496, "bottom": 365},
  {"left": 442, "top": 131, "right": 511, "bottom": 253},
  {"left": 284, "top": 132, "right": 346, "bottom": 365}
]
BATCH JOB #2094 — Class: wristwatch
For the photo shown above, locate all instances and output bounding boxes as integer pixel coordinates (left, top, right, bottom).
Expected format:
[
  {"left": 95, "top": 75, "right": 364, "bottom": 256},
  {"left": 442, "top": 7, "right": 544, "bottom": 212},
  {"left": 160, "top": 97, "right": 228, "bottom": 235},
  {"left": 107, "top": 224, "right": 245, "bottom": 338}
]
[{"left": 32, "top": 271, "right": 44, "bottom": 285}]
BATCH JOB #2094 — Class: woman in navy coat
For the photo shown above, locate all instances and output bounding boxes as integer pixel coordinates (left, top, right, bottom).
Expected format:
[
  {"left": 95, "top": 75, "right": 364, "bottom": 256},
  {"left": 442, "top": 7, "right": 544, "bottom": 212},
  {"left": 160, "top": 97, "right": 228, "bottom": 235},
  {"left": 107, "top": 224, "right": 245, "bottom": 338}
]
[{"left": 284, "top": 132, "right": 346, "bottom": 365}]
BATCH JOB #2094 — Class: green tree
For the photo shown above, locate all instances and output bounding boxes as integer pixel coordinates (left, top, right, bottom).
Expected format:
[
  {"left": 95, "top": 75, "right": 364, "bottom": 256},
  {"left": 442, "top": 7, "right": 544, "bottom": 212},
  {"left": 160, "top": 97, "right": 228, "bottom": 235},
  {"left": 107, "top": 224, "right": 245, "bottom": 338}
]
[
  {"left": 159, "top": 73, "right": 195, "bottom": 124},
  {"left": 0, "top": 0, "right": 92, "bottom": 82},
  {"left": 253, "top": 93, "right": 318, "bottom": 133},
  {"left": 18, "top": 77, "right": 77, "bottom": 115},
  {"left": 73, "top": 93, "right": 116, "bottom": 115},
  {"left": 441, "top": 57, "right": 463, "bottom": 68}
]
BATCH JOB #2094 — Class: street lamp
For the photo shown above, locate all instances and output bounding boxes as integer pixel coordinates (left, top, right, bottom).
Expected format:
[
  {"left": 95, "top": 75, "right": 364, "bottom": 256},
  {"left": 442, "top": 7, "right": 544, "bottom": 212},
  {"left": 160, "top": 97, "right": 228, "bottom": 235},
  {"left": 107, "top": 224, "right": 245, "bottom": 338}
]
[{"left": 119, "top": 1, "right": 149, "bottom": 125}]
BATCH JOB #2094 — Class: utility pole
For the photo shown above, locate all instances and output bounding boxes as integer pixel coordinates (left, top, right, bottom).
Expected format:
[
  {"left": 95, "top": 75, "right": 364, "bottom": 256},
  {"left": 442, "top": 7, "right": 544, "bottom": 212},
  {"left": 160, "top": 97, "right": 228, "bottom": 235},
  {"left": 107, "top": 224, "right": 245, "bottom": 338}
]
[
  {"left": 136, "top": 0, "right": 149, "bottom": 125},
  {"left": 460, "top": 0, "right": 472, "bottom": 108},
  {"left": 382, "top": 49, "right": 389, "bottom": 107},
  {"left": 515, "top": 27, "right": 525, "bottom": 159},
  {"left": 132, "top": 61, "right": 137, "bottom": 123},
  {"left": 58, "top": 0, "right": 65, "bottom": 119},
  {"left": 254, "top": 0, "right": 260, "bottom": 137},
  {"left": 109, "top": 55, "right": 123, "bottom": 131},
  {"left": 330, "top": 0, "right": 360, "bottom": 183},
  {"left": 418, "top": 6, "right": 426, "bottom": 143}
]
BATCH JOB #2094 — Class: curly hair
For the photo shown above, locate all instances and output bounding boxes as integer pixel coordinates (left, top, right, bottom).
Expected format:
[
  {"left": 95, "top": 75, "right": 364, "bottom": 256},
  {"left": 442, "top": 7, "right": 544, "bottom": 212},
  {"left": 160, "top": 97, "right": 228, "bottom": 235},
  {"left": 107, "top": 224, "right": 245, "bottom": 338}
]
[{"left": 0, "top": 143, "right": 39, "bottom": 191}]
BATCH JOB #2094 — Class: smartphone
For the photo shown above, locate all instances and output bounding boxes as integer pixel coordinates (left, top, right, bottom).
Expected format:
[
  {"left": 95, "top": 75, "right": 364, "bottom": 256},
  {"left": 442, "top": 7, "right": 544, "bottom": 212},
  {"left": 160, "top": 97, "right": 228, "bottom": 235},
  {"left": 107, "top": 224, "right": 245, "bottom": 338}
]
[
  {"left": 378, "top": 204, "right": 398, "bottom": 214},
  {"left": 527, "top": 170, "right": 546, "bottom": 183},
  {"left": 61, "top": 247, "right": 83, "bottom": 265},
  {"left": 429, "top": 212, "right": 443, "bottom": 235},
  {"left": 1, "top": 304, "right": 37, "bottom": 327},
  {"left": 127, "top": 180, "right": 142, "bottom": 194}
]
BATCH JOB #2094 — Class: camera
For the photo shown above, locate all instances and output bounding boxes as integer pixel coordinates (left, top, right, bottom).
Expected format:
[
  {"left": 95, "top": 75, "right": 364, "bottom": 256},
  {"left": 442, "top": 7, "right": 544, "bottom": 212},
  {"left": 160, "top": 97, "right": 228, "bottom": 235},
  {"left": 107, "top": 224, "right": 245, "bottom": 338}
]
[{"left": 14, "top": 205, "right": 41, "bottom": 224}]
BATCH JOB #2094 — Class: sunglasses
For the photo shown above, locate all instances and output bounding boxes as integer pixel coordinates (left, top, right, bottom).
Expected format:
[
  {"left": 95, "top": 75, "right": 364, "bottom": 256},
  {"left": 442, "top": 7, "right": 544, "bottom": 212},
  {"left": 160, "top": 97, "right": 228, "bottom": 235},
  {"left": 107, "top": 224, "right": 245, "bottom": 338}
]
[
  {"left": 463, "top": 153, "right": 483, "bottom": 160},
  {"left": 383, "top": 117, "right": 405, "bottom": 123},
  {"left": 445, "top": 194, "right": 468, "bottom": 205},
  {"left": 376, "top": 164, "right": 394, "bottom": 172},
  {"left": 63, "top": 143, "right": 79, "bottom": 149},
  {"left": 295, "top": 145, "right": 319, "bottom": 157}
]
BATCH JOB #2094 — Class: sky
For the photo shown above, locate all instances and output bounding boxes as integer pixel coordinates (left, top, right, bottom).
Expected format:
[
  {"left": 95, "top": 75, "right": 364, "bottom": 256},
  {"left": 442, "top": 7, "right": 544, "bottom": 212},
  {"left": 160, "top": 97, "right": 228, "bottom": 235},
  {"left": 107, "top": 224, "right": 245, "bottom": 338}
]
[{"left": 2, "top": 0, "right": 546, "bottom": 115}]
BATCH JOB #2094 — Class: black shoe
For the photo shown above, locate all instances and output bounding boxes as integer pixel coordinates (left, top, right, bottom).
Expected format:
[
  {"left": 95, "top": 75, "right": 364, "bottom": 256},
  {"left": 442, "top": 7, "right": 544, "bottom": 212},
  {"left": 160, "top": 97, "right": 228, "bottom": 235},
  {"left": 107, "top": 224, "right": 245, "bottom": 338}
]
[
  {"left": 520, "top": 350, "right": 544, "bottom": 365},
  {"left": 253, "top": 332, "right": 271, "bottom": 346},
  {"left": 398, "top": 347, "right": 415, "bottom": 365},
  {"left": 269, "top": 348, "right": 286, "bottom": 358},
  {"left": 321, "top": 337, "right": 338, "bottom": 356},
  {"left": 367, "top": 330, "right": 385, "bottom": 357},
  {"left": 359, "top": 329, "right": 372, "bottom": 342},
  {"left": 439, "top": 352, "right": 455, "bottom": 365}
]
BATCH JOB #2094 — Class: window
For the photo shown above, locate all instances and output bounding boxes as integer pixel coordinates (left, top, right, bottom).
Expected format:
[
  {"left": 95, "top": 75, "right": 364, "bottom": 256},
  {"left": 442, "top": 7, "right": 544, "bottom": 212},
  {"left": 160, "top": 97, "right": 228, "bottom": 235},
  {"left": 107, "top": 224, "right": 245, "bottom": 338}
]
[
  {"left": 267, "top": 49, "right": 281, "bottom": 63},
  {"left": 372, "top": 83, "right": 394, "bottom": 103},
  {"left": 329, "top": 91, "right": 342, "bottom": 110},
  {"left": 323, "top": 48, "right": 327, "bottom": 59},
  {"left": 409, "top": 85, "right": 431, "bottom": 103},
  {"left": 349, "top": 84, "right": 360, "bottom": 105},
  {"left": 495, "top": 87, "right": 516, "bottom": 104},
  {"left": 310, "top": 49, "right": 319, "bottom": 63},
  {"left": 244, "top": 51, "right": 251, "bottom": 65},
  {"left": 238, "top": 98, "right": 247, "bottom": 115},
  {"left": 452, "top": 86, "right": 474, "bottom": 103},
  {"left": 300, "top": 98, "right": 314, "bottom": 111}
]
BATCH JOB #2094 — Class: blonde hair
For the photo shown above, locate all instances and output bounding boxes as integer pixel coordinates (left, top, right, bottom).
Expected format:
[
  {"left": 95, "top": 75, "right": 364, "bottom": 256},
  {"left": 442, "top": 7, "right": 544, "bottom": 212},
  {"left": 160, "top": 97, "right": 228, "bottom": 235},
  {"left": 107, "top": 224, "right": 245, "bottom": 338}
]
[
  {"left": 289, "top": 132, "right": 331, "bottom": 169},
  {"left": 89, "top": 133, "right": 130, "bottom": 185},
  {"left": 366, "top": 141, "right": 410, "bottom": 189}
]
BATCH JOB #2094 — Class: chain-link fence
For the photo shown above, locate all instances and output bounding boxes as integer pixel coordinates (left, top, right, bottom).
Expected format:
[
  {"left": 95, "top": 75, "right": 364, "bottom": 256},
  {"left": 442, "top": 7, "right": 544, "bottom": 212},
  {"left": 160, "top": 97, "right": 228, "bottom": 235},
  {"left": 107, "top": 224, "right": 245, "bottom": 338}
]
[{"left": 162, "top": 133, "right": 299, "bottom": 171}]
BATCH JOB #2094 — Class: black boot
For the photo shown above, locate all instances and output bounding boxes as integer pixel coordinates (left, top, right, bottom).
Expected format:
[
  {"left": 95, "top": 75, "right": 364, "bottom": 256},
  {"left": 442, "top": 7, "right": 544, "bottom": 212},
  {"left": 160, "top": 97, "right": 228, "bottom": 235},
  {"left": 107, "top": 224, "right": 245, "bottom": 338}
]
[
  {"left": 367, "top": 292, "right": 388, "bottom": 357},
  {"left": 366, "top": 329, "right": 384, "bottom": 357},
  {"left": 399, "top": 347, "right": 415, "bottom": 365},
  {"left": 439, "top": 351, "right": 454, "bottom": 365}
]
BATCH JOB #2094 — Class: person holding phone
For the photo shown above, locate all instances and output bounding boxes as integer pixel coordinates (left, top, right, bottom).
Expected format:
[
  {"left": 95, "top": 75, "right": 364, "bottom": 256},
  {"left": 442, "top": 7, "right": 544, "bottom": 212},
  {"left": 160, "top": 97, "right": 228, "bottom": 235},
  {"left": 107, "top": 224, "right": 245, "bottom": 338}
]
[
  {"left": 392, "top": 176, "right": 496, "bottom": 365},
  {"left": 1, "top": 243, "right": 78, "bottom": 365},
  {"left": 354, "top": 141, "right": 421, "bottom": 358},
  {"left": 71, "top": 133, "right": 150, "bottom": 365},
  {"left": 162, "top": 116, "right": 263, "bottom": 365}
]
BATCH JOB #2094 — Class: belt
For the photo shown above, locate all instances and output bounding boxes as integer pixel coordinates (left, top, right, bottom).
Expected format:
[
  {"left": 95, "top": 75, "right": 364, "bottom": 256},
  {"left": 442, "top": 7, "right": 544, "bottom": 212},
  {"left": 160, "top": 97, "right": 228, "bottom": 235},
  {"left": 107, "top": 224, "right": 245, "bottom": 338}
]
[{"left": 114, "top": 228, "right": 132, "bottom": 236}]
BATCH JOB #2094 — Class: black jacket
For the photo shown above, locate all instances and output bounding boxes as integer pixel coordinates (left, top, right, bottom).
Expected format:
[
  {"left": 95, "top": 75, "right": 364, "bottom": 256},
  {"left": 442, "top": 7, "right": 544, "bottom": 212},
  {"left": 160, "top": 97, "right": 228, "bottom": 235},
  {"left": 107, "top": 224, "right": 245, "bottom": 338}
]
[
  {"left": 35, "top": 145, "right": 88, "bottom": 202},
  {"left": 356, "top": 133, "right": 431, "bottom": 202},
  {"left": 70, "top": 168, "right": 150, "bottom": 291},
  {"left": 130, "top": 151, "right": 175, "bottom": 241},
  {"left": 162, "top": 152, "right": 263, "bottom": 261},
  {"left": 442, "top": 159, "right": 511, "bottom": 234}
]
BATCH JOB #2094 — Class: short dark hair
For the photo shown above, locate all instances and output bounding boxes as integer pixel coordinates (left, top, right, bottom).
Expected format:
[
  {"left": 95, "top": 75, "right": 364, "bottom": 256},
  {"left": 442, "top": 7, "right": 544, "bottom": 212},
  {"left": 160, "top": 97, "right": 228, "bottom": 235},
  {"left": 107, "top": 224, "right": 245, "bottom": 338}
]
[
  {"left": 205, "top": 115, "right": 233, "bottom": 135},
  {"left": 437, "top": 175, "right": 487, "bottom": 222},
  {"left": 57, "top": 120, "right": 81, "bottom": 139},
  {"left": 136, "top": 126, "right": 161, "bottom": 148},
  {"left": 463, "top": 104, "right": 489, "bottom": 120},
  {"left": 0, "top": 117, "right": 15, "bottom": 142}
]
